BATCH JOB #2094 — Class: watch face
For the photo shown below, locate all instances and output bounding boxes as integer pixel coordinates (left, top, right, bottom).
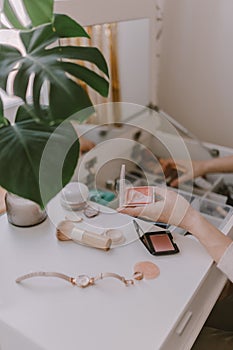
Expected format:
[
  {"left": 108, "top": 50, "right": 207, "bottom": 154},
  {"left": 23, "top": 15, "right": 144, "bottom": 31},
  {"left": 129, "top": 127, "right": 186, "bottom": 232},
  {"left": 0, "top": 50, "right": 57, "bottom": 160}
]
[{"left": 76, "top": 275, "right": 90, "bottom": 288}]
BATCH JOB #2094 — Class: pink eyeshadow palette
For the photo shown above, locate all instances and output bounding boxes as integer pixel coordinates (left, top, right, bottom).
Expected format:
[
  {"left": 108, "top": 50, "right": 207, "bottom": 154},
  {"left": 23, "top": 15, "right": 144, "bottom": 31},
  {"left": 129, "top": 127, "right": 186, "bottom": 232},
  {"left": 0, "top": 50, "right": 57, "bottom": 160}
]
[
  {"left": 133, "top": 220, "right": 179, "bottom": 256},
  {"left": 119, "top": 164, "right": 155, "bottom": 207},
  {"left": 150, "top": 234, "right": 175, "bottom": 252},
  {"left": 125, "top": 186, "right": 154, "bottom": 206},
  {"left": 144, "top": 231, "right": 179, "bottom": 255}
]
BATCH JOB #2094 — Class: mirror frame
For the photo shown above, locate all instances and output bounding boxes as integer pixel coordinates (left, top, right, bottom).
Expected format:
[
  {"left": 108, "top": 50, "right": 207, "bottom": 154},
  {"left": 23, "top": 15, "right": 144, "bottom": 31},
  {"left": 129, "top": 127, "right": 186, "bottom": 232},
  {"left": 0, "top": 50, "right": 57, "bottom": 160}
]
[{"left": 54, "top": 0, "right": 158, "bottom": 106}]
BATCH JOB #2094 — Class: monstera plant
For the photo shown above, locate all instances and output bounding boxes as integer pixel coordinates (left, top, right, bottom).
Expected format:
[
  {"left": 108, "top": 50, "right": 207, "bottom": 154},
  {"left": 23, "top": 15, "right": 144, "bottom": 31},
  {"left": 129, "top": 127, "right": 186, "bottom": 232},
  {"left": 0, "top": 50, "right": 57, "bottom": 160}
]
[{"left": 0, "top": 0, "right": 109, "bottom": 208}]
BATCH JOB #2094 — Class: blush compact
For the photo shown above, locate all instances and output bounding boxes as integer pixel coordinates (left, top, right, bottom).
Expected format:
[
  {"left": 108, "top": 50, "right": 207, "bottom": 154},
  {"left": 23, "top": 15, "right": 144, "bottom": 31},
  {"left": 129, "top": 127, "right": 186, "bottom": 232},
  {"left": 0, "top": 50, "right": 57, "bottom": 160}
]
[
  {"left": 144, "top": 231, "right": 179, "bottom": 255},
  {"left": 119, "top": 164, "right": 155, "bottom": 207},
  {"left": 125, "top": 186, "right": 154, "bottom": 206},
  {"left": 133, "top": 220, "right": 179, "bottom": 256}
]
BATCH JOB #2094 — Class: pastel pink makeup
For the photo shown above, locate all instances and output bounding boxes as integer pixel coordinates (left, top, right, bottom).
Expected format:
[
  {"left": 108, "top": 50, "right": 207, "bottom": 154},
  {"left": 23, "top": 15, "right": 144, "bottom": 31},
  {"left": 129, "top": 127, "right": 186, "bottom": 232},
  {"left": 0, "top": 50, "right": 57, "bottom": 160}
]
[
  {"left": 150, "top": 234, "right": 175, "bottom": 252},
  {"left": 125, "top": 186, "right": 154, "bottom": 206},
  {"left": 119, "top": 164, "right": 154, "bottom": 207}
]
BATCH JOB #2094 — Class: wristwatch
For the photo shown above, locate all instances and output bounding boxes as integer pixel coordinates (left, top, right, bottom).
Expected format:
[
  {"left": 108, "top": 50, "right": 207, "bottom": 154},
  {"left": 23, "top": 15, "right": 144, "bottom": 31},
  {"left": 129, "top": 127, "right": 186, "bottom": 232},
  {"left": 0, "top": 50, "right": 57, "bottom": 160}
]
[{"left": 16, "top": 271, "right": 143, "bottom": 288}]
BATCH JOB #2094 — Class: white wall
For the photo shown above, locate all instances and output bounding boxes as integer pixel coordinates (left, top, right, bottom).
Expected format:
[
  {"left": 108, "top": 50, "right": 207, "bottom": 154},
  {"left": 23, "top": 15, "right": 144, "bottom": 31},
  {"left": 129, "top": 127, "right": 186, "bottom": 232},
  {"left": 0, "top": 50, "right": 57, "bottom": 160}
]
[{"left": 158, "top": 0, "right": 233, "bottom": 148}]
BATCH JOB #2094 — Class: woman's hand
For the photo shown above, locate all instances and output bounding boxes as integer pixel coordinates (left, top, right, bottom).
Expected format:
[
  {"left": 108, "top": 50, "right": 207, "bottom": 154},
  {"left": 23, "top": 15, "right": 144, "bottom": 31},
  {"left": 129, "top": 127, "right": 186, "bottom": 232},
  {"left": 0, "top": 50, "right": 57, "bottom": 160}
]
[
  {"left": 159, "top": 159, "right": 208, "bottom": 187},
  {"left": 119, "top": 186, "right": 198, "bottom": 232},
  {"left": 119, "top": 186, "right": 233, "bottom": 263}
]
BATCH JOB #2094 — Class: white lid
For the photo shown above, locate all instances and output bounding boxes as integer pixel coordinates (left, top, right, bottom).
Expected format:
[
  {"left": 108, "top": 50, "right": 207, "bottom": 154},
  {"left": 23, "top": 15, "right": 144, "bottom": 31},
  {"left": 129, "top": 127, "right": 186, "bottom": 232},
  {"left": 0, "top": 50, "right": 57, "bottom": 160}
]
[{"left": 60, "top": 182, "right": 89, "bottom": 209}]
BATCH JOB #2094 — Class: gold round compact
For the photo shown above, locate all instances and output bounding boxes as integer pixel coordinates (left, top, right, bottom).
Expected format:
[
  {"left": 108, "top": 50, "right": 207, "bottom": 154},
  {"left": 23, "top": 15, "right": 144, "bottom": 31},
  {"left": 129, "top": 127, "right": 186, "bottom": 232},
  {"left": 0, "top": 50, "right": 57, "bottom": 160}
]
[{"left": 134, "top": 261, "right": 160, "bottom": 280}]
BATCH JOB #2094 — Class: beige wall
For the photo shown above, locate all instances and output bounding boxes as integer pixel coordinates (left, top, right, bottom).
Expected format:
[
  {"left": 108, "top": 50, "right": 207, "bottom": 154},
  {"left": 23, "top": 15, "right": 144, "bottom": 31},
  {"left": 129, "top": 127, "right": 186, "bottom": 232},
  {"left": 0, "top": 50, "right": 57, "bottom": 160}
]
[{"left": 158, "top": 0, "right": 233, "bottom": 148}]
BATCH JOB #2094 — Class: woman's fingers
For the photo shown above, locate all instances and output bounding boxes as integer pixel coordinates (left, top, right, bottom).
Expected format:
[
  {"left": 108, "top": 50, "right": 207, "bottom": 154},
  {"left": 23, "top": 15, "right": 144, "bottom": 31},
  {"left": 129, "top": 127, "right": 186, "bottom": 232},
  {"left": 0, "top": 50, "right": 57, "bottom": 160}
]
[
  {"left": 118, "top": 189, "right": 166, "bottom": 222},
  {"left": 117, "top": 206, "right": 144, "bottom": 217},
  {"left": 170, "top": 172, "right": 193, "bottom": 187},
  {"left": 119, "top": 185, "right": 194, "bottom": 230}
]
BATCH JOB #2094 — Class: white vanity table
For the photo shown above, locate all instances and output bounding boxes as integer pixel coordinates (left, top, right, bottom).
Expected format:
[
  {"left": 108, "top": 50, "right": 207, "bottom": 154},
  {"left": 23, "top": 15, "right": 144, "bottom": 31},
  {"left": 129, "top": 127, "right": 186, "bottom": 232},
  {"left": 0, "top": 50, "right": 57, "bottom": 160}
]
[
  {"left": 2, "top": 103, "right": 233, "bottom": 350},
  {"left": 1, "top": 107, "right": 233, "bottom": 350},
  {"left": 1, "top": 108, "right": 233, "bottom": 350},
  {"left": 0, "top": 191, "right": 232, "bottom": 350}
]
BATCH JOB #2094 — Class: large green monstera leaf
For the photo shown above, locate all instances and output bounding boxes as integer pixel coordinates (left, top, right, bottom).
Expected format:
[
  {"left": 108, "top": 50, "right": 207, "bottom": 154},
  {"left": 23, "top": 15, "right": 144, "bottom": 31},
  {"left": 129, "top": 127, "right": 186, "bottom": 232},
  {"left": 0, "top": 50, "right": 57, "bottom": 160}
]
[
  {"left": 0, "top": 15, "right": 109, "bottom": 123},
  {"left": 3, "top": 0, "right": 54, "bottom": 29},
  {"left": 0, "top": 105, "right": 80, "bottom": 207}
]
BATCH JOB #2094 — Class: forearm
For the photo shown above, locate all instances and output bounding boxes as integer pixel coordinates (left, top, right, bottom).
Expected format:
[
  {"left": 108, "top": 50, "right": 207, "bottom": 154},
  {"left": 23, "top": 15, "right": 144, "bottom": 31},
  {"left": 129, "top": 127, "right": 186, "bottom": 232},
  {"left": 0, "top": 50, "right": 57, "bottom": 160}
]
[
  {"left": 186, "top": 212, "right": 232, "bottom": 263},
  {"left": 204, "top": 155, "right": 233, "bottom": 174}
]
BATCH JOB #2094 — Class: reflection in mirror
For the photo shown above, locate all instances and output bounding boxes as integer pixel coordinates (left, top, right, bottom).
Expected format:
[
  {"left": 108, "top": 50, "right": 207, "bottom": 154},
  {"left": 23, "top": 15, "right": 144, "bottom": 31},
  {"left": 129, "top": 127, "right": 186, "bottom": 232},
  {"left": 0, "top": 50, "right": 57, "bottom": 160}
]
[{"left": 65, "top": 18, "right": 150, "bottom": 123}]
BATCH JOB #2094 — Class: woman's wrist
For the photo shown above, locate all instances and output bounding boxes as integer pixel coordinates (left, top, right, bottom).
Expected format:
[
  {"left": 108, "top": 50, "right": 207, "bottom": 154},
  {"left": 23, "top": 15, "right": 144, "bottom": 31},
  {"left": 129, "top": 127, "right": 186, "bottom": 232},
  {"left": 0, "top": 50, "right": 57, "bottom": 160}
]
[
  {"left": 200, "top": 159, "right": 213, "bottom": 176},
  {"left": 181, "top": 208, "right": 204, "bottom": 236},
  {"left": 203, "top": 157, "right": 227, "bottom": 175},
  {"left": 185, "top": 210, "right": 221, "bottom": 242}
]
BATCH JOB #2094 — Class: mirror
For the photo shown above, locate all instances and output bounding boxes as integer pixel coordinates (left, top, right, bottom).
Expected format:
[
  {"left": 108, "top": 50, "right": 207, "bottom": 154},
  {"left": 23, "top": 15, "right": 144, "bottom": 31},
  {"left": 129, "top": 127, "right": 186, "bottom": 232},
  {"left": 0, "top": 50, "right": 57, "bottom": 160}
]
[
  {"left": 106, "top": 18, "right": 150, "bottom": 106},
  {"left": 69, "top": 18, "right": 150, "bottom": 109},
  {"left": 55, "top": 0, "right": 158, "bottom": 108}
]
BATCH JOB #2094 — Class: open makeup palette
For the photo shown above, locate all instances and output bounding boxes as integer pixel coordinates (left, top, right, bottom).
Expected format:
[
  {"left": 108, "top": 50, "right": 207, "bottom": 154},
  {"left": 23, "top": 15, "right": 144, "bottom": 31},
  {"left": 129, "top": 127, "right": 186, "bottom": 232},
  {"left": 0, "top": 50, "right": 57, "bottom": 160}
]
[{"left": 119, "top": 164, "right": 155, "bottom": 207}]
